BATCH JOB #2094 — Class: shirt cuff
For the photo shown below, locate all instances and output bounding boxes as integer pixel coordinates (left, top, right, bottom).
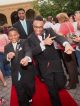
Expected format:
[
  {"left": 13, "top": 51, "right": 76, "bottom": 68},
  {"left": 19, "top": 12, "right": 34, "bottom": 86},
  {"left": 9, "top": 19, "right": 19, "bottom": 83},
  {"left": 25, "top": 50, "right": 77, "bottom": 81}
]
[
  {"left": 63, "top": 41, "right": 70, "bottom": 47},
  {"left": 25, "top": 56, "right": 32, "bottom": 62},
  {"left": 40, "top": 41, "right": 46, "bottom": 51}
]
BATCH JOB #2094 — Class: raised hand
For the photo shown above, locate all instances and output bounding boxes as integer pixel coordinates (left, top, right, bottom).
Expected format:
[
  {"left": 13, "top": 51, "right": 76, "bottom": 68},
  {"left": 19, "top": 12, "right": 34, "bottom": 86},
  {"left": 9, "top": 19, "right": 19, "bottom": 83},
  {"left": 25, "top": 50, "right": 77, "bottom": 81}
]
[
  {"left": 64, "top": 43, "right": 74, "bottom": 54},
  {"left": 43, "top": 34, "right": 56, "bottom": 45}
]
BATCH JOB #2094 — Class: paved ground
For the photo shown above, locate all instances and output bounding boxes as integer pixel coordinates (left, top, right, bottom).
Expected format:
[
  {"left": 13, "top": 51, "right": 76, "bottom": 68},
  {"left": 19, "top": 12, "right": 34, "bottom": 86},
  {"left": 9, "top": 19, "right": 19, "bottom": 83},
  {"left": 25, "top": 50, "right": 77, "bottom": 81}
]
[
  {"left": 0, "top": 75, "right": 80, "bottom": 106},
  {"left": 0, "top": 76, "right": 11, "bottom": 106}
]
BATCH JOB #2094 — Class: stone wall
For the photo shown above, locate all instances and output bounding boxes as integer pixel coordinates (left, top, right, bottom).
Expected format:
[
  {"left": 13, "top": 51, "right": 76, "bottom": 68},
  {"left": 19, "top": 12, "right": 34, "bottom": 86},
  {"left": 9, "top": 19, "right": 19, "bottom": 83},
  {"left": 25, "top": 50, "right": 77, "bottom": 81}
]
[{"left": 0, "top": 2, "right": 34, "bottom": 26}]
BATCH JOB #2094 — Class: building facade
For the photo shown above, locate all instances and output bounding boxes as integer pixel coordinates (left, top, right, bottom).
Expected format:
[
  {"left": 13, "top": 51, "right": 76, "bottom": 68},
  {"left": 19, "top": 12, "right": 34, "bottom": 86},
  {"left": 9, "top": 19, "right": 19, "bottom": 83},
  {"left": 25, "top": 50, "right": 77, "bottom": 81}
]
[{"left": 0, "top": 1, "right": 36, "bottom": 26}]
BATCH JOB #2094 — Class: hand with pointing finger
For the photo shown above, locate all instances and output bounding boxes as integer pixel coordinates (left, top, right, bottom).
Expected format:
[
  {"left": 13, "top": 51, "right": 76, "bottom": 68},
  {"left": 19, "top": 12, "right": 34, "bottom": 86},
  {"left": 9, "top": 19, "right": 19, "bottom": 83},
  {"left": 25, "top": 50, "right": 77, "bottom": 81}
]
[{"left": 64, "top": 43, "right": 74, "bottom": 54}]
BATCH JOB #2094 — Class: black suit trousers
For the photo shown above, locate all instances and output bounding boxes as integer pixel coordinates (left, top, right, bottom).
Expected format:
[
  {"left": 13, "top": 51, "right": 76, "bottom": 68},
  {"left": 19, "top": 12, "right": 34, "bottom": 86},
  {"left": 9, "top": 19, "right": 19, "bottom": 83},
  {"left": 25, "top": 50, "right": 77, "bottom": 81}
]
[
  {"left": 15, "top": 72, "right": 35, "bottom": 106},
  {"left": 43, "top": 72, "right": 66, "bottom": 106}
]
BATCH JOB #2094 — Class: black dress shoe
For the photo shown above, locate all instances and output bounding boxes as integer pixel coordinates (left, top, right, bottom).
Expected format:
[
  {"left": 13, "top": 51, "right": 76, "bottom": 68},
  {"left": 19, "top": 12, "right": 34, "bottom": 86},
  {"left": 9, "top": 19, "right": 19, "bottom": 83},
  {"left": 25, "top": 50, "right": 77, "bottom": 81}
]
[{"left": 65, "top": 84, "right": 77, "bottom": 90}]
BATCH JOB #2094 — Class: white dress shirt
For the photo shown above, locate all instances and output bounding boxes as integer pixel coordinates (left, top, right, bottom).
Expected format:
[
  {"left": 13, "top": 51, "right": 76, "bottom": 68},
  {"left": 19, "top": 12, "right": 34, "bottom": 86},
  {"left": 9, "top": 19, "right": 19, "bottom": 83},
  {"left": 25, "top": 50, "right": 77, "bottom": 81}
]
[
  {"left": 44, "top": 21, "right": 55, "bottom": 30},
  {"left": 38, "top": 35, "right": 46, "bottom": 51},
  {"left": 12, "top": 42, "right": 17, "bottom": 51}
]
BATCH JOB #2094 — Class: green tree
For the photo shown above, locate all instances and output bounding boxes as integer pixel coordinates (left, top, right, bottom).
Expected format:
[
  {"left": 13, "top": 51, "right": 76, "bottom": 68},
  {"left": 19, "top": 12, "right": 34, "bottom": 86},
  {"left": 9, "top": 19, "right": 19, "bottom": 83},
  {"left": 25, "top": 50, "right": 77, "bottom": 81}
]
[{"left": 33, "top": 0, "right": 80, "bottom": 18}]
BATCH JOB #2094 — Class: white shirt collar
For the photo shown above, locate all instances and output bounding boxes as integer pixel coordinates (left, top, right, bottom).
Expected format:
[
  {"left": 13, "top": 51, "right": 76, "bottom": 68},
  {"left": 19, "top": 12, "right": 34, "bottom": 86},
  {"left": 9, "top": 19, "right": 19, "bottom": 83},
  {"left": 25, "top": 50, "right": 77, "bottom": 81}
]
[
  {"left": 38, "top": 35, "right": 43, "bottom": 41},
  {"left": 20, "top": 19, "right": 26, "bottom": 22}
]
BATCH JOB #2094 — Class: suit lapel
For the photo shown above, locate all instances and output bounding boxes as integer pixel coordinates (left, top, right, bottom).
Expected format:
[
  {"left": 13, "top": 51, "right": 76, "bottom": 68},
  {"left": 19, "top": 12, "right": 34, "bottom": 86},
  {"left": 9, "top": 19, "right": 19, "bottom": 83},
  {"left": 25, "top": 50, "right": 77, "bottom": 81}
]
[
  {"left": 35, "top": 31, "right": 47, "bottom": 41},
  {"left": 15, "top": 39, "right": 23, "bottom": 53},
  {"left": 26, "top": 21, "right": 29, "bottom": 35},
  {"left": 9, "top": 43, "right": 15, "bottom": 52},
  {"left": 33, "top": 33, "right": 41, "bottom": 43},
  {"left": 19, "top": 21, "right": 27, "bottom": 35}
]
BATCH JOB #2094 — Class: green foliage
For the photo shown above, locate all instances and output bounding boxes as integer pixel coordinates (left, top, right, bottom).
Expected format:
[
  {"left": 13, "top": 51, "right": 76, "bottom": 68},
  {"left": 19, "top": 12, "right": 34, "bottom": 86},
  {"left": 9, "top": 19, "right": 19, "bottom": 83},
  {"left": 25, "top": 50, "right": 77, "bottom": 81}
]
[
  {"left": 39, "top": 2, "right": 55, "bottom": 17},
  {"left": 32, "top": 1, "right": 40, "bottom": 12},
  {"left": 33, "top": 0, "right": 80, "bottom": 18}
]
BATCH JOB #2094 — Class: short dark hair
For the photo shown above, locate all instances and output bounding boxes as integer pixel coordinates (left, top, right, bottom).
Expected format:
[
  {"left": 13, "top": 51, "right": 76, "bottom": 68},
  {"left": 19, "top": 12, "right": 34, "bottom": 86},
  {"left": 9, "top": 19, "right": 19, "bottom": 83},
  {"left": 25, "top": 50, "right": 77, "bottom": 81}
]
[
  {"left": 8, "top": 27, "right": 19, "bottom": 35},
  {"left": 17, "top": 8, "right": 25, "bottom": 13},
  {"left": 47, "top": 16, "right": 53, "bottom": 22},
  {"left": 33, "top": 15, "right": 43, "bottom": 21}
]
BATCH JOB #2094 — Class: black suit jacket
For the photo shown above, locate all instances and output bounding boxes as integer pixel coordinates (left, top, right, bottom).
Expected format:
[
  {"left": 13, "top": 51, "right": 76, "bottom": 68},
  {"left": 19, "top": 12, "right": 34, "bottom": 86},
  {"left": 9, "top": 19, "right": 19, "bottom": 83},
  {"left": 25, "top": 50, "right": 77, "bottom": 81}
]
[
  {"left": 28, "top": 28, "right": 68, "bottom": 74},
  {"left": 13, "top": 20, "right": 33, "bottom": 39},
  {"left": 4, "top": 39, "right": 35, "bottom": 85}
]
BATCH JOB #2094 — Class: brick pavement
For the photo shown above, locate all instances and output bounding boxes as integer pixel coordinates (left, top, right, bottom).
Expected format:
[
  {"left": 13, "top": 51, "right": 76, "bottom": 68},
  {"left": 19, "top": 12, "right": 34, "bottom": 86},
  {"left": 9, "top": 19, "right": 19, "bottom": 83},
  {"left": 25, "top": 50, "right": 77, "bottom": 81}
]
[
  {"left": 0, "top": 77, "right": 11, "bottom": 106},
  {"left": 0, "top": 76, "right": 80, "bottom": 106}
]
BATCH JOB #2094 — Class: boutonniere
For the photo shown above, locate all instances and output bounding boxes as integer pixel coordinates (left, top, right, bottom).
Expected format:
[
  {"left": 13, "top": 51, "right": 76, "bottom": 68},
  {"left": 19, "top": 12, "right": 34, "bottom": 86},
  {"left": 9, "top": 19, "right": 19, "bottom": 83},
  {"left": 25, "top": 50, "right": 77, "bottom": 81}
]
[{"left": 19, "top": 47, "right": 22, "bottom": 51}]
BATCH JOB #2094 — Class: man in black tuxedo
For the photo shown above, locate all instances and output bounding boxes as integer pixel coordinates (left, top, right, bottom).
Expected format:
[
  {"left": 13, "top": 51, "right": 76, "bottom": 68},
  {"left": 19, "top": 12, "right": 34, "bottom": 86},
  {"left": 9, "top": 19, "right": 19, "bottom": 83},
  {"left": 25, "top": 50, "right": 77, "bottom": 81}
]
[
  {"left": 28, "top": 16, "right": 74, "bottom": 106},
  {"left": 4, "top": 27, "right": 35, "bottom": 106},
  {"left": 13, "top": 8, "right": 33, "bottom": 39}
]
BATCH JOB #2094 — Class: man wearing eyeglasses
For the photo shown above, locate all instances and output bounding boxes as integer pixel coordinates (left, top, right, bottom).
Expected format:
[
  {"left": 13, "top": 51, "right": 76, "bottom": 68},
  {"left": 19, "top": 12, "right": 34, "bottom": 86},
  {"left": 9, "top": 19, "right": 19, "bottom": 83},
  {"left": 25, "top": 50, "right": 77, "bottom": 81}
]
[{"left": 28, "top": 15, "right": 74, "bottom": 106}]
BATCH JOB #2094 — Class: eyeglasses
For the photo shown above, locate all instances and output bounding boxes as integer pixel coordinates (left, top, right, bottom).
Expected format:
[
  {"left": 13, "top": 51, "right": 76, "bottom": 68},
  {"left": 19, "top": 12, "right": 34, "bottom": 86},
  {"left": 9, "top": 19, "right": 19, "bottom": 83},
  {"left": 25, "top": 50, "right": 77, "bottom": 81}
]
[{"left": 33, "top": 25, "right": 43, "bottom": 29}]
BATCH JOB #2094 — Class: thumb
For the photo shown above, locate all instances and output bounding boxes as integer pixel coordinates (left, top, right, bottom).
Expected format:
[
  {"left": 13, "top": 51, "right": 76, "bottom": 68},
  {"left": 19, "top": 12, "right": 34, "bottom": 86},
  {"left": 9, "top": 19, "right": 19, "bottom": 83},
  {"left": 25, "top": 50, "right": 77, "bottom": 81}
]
[{"left": 47, "top": 34, "right": 50, "bottom": 38}]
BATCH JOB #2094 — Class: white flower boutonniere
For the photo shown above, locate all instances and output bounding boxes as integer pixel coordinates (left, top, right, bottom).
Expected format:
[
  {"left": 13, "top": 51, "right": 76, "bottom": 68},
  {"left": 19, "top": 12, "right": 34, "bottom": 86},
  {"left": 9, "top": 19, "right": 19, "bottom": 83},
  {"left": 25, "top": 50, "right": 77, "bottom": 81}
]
[{"left": 19, "top": 47, "right": 22, "bottom": 51}]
